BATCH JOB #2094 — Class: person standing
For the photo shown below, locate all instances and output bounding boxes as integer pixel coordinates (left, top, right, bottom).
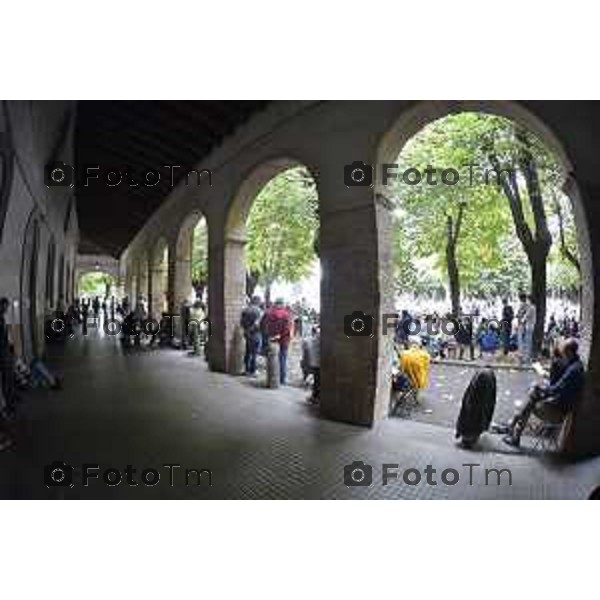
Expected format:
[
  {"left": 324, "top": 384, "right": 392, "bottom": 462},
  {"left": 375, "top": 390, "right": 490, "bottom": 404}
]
[
  {"left": 522, "top": 295, "right": 537, "bottom": 363},
  {"left": 264, "top": 298, "right": 292, "bottom": 385},
  {"left": 189, "top": 301, "right": 206, "bottom": 356},
  {"left": 303, "top": 325, "right": 320, "bottom": 403},
  {"left": 501, "top": 298, "right": 514, "bottom": 356},
  {"left": 180, "top": 299, "right": 192, "bottom": 350},
  {"left": 81, "top": 300, "right": 89, "bottom": 336},
  {"left": 0, "top": 298, "right": 17, "bottom": 419},
  {"left": 240, "top": 296, "right": 263, "bottom": 376},
  {"left": 92, "top": 296, "right": 100, "bottom": 320},
  {"left": 516, "top": 293, "right": 530, "bottom": 363}
]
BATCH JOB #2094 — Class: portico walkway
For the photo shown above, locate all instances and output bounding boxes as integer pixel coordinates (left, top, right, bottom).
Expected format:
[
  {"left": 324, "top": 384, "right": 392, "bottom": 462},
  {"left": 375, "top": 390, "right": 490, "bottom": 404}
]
[{"left": 1, "top": 330, "right": 598, "bottom": 499}]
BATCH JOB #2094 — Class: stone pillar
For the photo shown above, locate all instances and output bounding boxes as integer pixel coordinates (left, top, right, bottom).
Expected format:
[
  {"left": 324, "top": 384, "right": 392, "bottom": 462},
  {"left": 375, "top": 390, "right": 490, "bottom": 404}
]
[
  {"left": 137, "top": 262, "right": 148, "bottom": 306},
  {"left": 174, "top": 258, "right": 192, "bottom": 307},
  {"left": 318, "top": 185, "right": 392, "bottom": 427},
  {"left": 124, "top": 269, "right": 134, "bottom": 303},
  {"left": 207, "top": 236, "right": 246, "bottom": 373},
  {"left": 148, "top": 263, "right": 166, "bottom": 318},
  {"left": 562, "top": 180, "right": 600, "bottom": 457},
  {"left": 166, "top": 240, "right": 177, "bottom": 313}
]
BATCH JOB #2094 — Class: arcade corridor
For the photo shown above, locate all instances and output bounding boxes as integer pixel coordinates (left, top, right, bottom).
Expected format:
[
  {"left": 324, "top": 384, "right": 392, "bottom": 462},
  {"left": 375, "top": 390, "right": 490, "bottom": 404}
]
[
  {"left": 2, "top": 329, "right": 598, "bottom": 499},
  {"left": 2, "top": 100, "right": 600, "bottom": 499}
]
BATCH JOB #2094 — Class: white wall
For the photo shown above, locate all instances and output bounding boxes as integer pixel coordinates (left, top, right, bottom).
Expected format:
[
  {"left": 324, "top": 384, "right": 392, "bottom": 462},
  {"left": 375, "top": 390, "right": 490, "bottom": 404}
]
[{"left": 0, "top": 100, "right": 79, "bottom": 359}]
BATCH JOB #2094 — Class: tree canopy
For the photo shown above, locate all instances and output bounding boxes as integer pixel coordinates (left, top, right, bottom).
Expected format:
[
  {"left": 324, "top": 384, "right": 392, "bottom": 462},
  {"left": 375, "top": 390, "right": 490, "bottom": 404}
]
[
  {"left": 79, "top": 272, "right": 114, "bottom": 297},
  {"left": 245, "top": 167, "right": 319, "bottom": 302},
  {"left": 391, "top": 112, "right": 580, "bottom": 302}
]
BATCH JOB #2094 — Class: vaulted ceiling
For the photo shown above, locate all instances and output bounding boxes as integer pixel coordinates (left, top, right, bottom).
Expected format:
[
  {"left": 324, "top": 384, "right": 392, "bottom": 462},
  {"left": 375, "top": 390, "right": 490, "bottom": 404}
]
[{"left": 75, "top": 100, "right": 268, "bottom": 256}]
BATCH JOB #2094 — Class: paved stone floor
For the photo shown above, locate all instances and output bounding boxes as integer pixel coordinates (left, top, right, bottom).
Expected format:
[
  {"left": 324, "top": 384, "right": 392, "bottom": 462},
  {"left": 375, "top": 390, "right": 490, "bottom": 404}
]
[
  {"left": 1, "top": 330, "right": 599, "bottom": 499},
  {"left": 281, "top": 340, "right": 538, "bottom": 428}
]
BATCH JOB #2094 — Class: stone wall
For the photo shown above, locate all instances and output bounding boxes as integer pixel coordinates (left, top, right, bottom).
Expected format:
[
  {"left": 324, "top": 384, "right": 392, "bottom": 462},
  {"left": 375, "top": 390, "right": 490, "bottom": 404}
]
[
  {"left": 119, "top": 100, "right": 600, "bottom": 455},
  {"left": 0, "top": 101, "right": 79, "bottom": 363}
]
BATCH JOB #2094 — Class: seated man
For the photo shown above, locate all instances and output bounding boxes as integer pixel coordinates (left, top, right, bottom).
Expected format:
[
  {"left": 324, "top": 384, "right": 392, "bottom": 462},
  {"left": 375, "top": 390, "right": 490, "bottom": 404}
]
[
  {"left": 399, "top": 336, "right": 431, "bottom": 391},
  {"left": 503, "top": 338, "right": 584, "bottom": 447}
]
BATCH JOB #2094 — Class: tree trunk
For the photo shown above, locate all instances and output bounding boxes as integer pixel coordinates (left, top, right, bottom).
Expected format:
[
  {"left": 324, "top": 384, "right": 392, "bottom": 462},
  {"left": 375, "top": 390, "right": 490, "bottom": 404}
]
[
  {"left": 446, "top": 245, "right": 460, "bottom": 317},
  {"left": 445, "top": 210, "right": 464, "bottom": 317},
  {"left": 246, "top": 271, "right": 259, "bottom": 299},
  {"left": 264, "top": 282, "right": 272, "bottom": 306},
  {"left": 530, "top": 254, "right": 547, "bottom": 357}
]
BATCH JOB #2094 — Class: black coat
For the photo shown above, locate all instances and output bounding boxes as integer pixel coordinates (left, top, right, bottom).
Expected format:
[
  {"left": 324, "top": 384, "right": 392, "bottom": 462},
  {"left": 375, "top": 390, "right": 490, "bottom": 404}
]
[{"left": 455, "top": 368, "right": 496, "bottom": 440}]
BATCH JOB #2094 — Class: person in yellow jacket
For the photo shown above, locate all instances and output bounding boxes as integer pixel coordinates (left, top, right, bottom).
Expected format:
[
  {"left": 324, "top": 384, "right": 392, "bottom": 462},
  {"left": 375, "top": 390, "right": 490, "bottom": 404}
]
[{"left": 399, "top": 336, "right": 431, "bottom": 391}]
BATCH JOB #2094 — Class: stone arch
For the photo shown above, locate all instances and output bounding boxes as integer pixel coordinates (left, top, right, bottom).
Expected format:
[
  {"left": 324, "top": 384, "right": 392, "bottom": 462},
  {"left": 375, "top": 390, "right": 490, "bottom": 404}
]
[
  {"left": 210, "top": 156, "right": 319, "bottom": 373},
  {"left": 173, "top": 209, "right": 208, "bottom": 308},
  {"left": 374, "top": 100, "right": 597, "bottom": 453}
]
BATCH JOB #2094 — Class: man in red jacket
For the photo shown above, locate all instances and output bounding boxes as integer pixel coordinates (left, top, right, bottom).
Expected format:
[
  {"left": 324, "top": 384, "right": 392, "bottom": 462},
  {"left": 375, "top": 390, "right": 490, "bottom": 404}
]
[{"left": 264, "top": 298, "right": 292, "bottom": 385}]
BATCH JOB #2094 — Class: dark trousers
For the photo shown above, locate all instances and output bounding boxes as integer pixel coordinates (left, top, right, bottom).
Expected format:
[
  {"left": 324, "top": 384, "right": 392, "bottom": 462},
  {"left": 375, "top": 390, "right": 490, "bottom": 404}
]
[
  {"left": 279, "top": 343, "right": 288, "bottom": 384},
  {"left": 311, "top": 367, "right": 320, "bottom": 400},
  {"left": 502, "top": 326, "right": 511, "bottom": 355},
  {"left": 511, "top": 388, "right": 565, "bottom": 441},
  {"left": 0, "top": 357, "right": 17, "bottom": 417},
  {"left": 244, "top": 333, "right": 260, "bottom": 375}
]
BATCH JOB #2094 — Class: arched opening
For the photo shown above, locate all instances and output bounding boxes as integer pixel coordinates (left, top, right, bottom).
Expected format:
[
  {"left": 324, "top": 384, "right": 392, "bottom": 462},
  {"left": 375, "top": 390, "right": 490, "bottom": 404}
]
[
  {"left": 77, "top": 271, "right": 117, "bottom": 299},
  {"left": 149, "top": 239, "right": 169, "bottom": 318},
  {"left": 221, "top": 159, "right": 320, "bottom": 384},
  {"left": 174, "top": 211, "right": 208, "bottom": 308},
  {"left": 376, "top": 101, "right": 595, "bottom": 452}
]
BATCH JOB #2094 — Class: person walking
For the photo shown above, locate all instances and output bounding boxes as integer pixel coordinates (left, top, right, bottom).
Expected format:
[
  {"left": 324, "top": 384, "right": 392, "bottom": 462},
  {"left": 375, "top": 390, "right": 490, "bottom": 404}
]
[{"left": 0, "top": 298, "right": 17, "bottom": 419}]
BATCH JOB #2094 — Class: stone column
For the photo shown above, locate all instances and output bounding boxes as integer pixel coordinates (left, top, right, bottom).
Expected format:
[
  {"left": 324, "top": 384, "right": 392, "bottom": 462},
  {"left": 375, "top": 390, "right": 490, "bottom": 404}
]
[
  {"left": 137, "top": 262, "right": 148, "bottom": 306},
  {"left": 124, "top": 269, "right": 134, "bottom": 303},
  {"left": 318, "top": 184, "right": 392, "bottom": 427},
  {"left": 174, "top": 257, "right": 192, "bottom": 307},
  {"left": 148, "top": 263, "right": 165, "bottom": 318},
  {"left": 562, "top": 180, "right": 600, "bottom": 457},
  {"left": 207, "top": 235, "right": 246, "bottom": 373},
  {"left": 166, "top": 239, "right": 177, "bottom": 314}
]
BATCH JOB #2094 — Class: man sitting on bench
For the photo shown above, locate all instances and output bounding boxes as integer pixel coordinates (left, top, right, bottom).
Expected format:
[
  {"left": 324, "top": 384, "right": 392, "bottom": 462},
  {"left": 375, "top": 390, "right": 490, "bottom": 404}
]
[{"left": 503, "top": 338, "right": 585, "bottom": 448}]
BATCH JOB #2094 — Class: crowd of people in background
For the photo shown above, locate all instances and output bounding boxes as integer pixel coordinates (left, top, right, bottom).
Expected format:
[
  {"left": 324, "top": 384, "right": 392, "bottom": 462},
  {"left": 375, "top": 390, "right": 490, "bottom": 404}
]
[{"left": 394, "top": 292, "right": 581, "bottom": 365}]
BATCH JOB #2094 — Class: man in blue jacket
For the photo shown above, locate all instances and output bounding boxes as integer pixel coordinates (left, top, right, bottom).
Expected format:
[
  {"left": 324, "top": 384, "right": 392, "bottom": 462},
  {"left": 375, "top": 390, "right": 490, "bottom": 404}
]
[{"left": 503, "top": 338, "right": 585, "bottom": 447}]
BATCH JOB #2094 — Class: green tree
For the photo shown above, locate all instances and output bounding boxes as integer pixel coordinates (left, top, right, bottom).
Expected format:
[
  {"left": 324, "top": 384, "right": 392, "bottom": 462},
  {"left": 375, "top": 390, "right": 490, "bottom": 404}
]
[
  {"left": 191, "top": 218, "right": 208, "bottom": 300},
  {"left": 246, "top": 167, "right": 318, "bottom": 304},
  {"left": 392, "top": 112, "right": 514, "bottom": 315},
  {"left": 79, "top": 272, "right": 114, "bottom": 297},
  {"left": 392, "top": 112, "right": 579, "bottom": 356}
]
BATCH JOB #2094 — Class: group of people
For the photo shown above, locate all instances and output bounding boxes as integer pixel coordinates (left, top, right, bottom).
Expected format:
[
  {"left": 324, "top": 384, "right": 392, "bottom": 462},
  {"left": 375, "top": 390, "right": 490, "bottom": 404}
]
[
  {"left": 240, "top": 296, "right": 321, "bottom": 401},
  {"left": 394, "top": 293, "right": 581, "bottom": 364},
  {"left": 240, "top": 297, "right": 292, "bottom": 385},
  {"left": 0, "top": 297, "right": 61, "bottom": 450}
]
